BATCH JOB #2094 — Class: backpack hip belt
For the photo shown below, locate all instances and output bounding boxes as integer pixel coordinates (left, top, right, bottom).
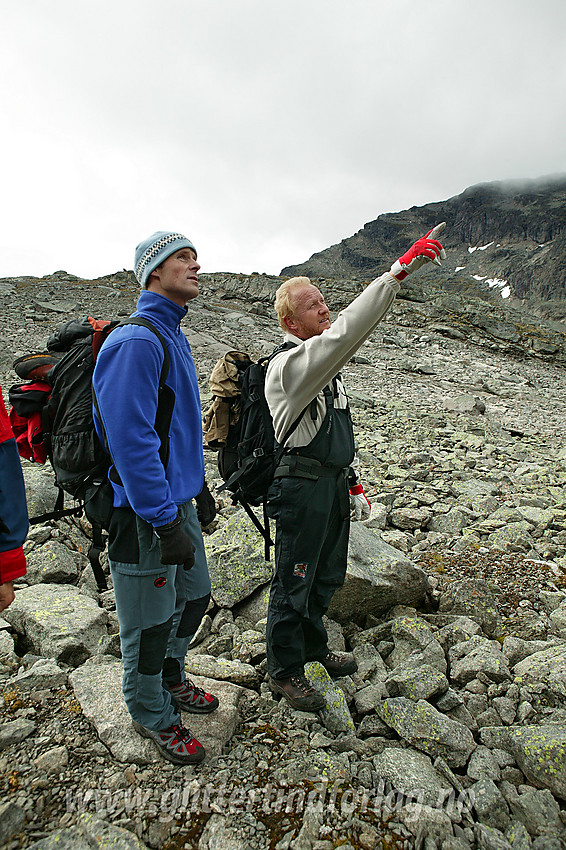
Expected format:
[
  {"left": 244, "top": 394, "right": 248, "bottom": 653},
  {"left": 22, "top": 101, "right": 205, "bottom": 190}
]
[{"left": 274, "top": 454, "right": 348, "bottom": 481}]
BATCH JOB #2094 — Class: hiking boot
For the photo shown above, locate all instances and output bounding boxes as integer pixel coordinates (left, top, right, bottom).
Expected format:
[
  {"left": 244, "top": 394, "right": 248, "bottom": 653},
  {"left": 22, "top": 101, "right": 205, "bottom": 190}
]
[
  {"left": 320, "top": 651, "right": 358, "bottom": 678},
  {"left": 165, "top": 679, "right": 219, "bottom": 714},
  {"left": 269, "top": 675, "right": 326, "bottom": 712},
  {"left": 132, "top": 720, "right": 205, "bottom": 765}
]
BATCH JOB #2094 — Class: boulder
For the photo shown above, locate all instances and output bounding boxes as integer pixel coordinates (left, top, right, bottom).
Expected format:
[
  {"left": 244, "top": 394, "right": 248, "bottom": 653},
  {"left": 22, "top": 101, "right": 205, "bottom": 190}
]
[
  {"left": 327, "top": 523, "right": 431, "bottom": 625},
  {"left": 513, "top": 644, "right": 566, "bottom": 703},
  {"left": 184, "top": 652, "right": 259, "bottom": 686},
  {"left": 204, "top": 513, "right": 273, "bottom": 608},
  {"left": 305, "top": 661, "right": 355, "bottom": 734},
  {"left": 69, "top": 656, "right": 246, "bottom": 763},
  {"left": 372, "top": 747, "right": 454, "bottom": 808},
  {"left": 480, "top": 725, "right": 566, "bottom": 801},
  {"left": 13, "top": 658, "right": 68, "bottom": 691},
  {"left": 378, "top": 697, "right": 476, "bottom": 768},
  {"left": 450, "top": 637, "right": 511, "bottom": 686},
  {"left": 24, "top": 541, "right": 79, "bottom": 585},
  {"left": 21, "top": 464, "right": 62, "bottom": 520},
  {"left": 2, "top": 584, "right": 108, "bottom": 666},
  {"left": 26, "top": 812, "right": 150, "bottom": 849},
  {"left": 439, "top": 579, "right": 500, "bottom": 636}
]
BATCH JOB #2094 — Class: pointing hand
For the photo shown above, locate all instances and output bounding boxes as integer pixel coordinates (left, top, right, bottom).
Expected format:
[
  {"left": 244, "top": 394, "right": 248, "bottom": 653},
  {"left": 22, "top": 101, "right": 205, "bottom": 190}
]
[{"left": 390, "top": 222, "right": 447, "bottom": 281}]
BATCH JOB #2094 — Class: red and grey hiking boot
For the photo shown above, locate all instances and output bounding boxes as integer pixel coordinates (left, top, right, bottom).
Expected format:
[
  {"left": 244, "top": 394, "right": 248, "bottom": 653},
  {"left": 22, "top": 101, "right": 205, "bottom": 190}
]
[
  {"left": 269, "top": 675, "right": 326, "bottom": 712},
  {"left": 320, "top": 651, "right": 358, "bottom": 678},
  {"left": 165, "top": 679, "right": 219, "bottom": 714},
  {"left": 132, "top": 720, "right": 205, "bottom": 765}
]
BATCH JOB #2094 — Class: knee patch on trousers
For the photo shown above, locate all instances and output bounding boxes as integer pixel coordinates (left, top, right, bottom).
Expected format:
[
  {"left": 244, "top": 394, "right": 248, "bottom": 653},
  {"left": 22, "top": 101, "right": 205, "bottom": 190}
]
[
  {"left": 176, "top": 593, "right": 210, "bottom": 639},
  {"left": 138, "top": 616, "right": 173, "bottom": 675}
]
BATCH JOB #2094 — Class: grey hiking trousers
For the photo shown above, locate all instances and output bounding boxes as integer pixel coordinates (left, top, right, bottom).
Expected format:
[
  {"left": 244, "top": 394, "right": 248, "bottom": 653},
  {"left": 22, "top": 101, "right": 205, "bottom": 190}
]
[{"left": 109, "top": 500, "right": 210, "bottom": 731}]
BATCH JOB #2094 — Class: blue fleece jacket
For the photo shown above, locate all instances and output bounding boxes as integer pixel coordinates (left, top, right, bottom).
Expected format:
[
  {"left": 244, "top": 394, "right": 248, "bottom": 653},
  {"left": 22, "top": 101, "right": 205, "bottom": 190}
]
[{"left": 92, "top": 290, "right": 204, "bottom": 527}]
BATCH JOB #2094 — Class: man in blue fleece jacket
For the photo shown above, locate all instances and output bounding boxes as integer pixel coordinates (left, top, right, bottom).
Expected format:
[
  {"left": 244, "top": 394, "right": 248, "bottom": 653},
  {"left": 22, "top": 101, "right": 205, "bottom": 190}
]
[{"left": 93, "top": 231, "right": 218, "bottom": 766}]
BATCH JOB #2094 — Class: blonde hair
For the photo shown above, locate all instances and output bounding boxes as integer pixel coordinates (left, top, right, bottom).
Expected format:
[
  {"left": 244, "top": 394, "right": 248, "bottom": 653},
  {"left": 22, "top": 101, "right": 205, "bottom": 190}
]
[{"left": 274, "top": 276, "right": 311, "bottom": 332}]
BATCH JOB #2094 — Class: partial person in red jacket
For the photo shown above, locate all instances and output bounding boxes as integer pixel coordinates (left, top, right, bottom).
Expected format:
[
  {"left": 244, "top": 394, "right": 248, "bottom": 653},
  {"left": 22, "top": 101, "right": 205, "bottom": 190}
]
[{"left": 0, "top": 384, "right": 28, "bottom": 610}]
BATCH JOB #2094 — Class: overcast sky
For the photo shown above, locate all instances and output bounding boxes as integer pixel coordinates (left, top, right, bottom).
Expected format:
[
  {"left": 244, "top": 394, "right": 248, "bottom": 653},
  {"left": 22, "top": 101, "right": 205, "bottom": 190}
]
[{"left": 2, "top": 0, "right": 565, "bottom": 280}]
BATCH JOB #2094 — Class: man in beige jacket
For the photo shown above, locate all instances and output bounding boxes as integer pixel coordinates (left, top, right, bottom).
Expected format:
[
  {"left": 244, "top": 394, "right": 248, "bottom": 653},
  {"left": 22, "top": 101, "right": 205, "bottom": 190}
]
[{"left": 264, "top": 224, "right": 446, "bottom": 710}]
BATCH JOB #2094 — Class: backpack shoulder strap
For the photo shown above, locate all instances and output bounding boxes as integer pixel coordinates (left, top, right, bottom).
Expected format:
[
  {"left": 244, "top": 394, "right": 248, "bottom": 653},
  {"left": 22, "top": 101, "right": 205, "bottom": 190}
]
[
  {"left": 119, "top": 317, "right": 170, "bottom": 389},
  {"left": 94, "top": 316, "right": 174, "bottom": 472}
]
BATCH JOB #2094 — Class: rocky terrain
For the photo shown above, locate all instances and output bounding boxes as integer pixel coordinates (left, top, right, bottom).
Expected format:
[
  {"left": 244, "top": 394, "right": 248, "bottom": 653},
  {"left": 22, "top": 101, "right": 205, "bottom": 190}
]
[
  {"left": 281, "top": 176, "right": 566, "bottom": 317},
  {"left": 2, "top": 264, "right": 566, "bottom": 850}
]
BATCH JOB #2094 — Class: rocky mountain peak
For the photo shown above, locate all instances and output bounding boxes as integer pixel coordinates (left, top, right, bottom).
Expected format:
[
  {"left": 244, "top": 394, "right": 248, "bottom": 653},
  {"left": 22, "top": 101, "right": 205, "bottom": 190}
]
[{"left": 281, "top": 175, "right": 566, "bottom": 309}]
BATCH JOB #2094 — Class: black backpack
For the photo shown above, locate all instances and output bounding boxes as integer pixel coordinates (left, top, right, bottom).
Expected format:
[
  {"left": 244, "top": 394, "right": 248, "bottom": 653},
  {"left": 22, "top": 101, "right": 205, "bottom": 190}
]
[
  {"left": 10, "top": 316, "right": 172, "bottom": 590},
  {"left": 204, "top": 342, "right": 310, "bottom": 558}
]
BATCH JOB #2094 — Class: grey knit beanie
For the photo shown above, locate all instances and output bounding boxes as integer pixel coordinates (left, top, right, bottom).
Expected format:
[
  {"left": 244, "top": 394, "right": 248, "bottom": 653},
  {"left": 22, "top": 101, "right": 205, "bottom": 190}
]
[{"left": 134, "top": 231, "right": 197, "bottom": 287}]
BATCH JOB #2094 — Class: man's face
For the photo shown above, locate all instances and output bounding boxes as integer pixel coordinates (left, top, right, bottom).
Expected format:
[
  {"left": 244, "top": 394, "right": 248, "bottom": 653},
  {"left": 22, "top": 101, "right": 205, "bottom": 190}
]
[
  {"left": 284, "top": 284, "right": 331, "bottom": 340},
  {"left": 147, "top": 247, "right": 200, "bottom": 307}
]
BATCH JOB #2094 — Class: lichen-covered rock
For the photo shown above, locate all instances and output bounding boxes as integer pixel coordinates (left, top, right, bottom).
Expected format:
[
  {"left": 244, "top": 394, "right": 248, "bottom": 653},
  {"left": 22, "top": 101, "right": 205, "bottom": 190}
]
[
  {"left": 184, "top": 652, "right": 259, "bottom": 686},
  {"left": 2, "top": 584, "right": 108, "bottom": 666},
  {"left": 480, "top": 724, "right": 566, "bottom": 801},
  {"left": 450, "top": 636, "right": 511, "bottom": 686},
  {"left": 21, "top": 465, "right": 62, "bottom": 521},
  {"left": 24, "top": 541, "right": 79, "bottom": 585},
  {"left": 439, "top": 579, "right": 500, "bottom": 636},
  {"left": 513, "top": 644, "right": 566, "bottom": 703},
  {"left": 372, "top": 747, "right": 454, "bottom": 808},
  {"left": 378, "top": 696, "right": 476, "bottom": 768},
  {"left": 388, "top": 615, "right": 447, "bottom": 673},
  {"left": 305, "top": 661, "right": 355, "bottom": 734},
  {"left": 204, "top": 513, "right": 273, "bottom": 608},
  {"left": 385, "top": 655, "right": 449, "bottom": 701}
]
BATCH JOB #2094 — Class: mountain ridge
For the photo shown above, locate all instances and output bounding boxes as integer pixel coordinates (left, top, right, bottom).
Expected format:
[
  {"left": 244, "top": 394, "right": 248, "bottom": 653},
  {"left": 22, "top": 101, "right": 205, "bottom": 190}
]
[{"left": 281, "top": 175, "right": 566, "bottom": 309}]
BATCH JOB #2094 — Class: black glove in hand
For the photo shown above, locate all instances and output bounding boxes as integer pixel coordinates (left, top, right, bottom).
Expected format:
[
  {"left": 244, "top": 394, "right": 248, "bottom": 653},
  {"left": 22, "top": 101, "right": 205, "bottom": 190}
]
[
  {"left": 195, "top": 480, "right": 217, "bottom": 529},
  {"left": 155, "top": 515, "right": 195, "bottom": 570}
]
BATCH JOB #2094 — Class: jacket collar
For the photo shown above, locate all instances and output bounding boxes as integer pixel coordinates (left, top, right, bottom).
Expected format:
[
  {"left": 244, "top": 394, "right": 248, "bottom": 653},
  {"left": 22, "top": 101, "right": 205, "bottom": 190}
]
[{"left": 135, "top": 289, "right": 187, "bottom": 328}]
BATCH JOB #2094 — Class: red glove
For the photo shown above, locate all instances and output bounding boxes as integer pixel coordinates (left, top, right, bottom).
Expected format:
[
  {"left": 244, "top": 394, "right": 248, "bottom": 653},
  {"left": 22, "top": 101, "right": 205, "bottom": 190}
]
[
  {"left": 349, "top": 483, "right": 371, "bottom": 521},
  {"left": 390, "top": 222, "right": 446, "bottom": 281}
]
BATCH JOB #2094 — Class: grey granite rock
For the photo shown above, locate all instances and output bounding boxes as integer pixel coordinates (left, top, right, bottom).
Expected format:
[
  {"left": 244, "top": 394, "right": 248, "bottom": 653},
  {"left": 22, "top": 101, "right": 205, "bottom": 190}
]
[
  {"left": 471, "top": 777, "right": 510, "bottom": 832},
  {"left": 372, "top": 747, "right": 454, "bottom": 808},
  {"left": 2, "top": 583, "right": 108, "bottom": 666},
  {"left": 204, "top": 513, "right": 273, "bottom": 608},
  {"left": 479, "top": 725, "right": 566, "bottom": 801},
  {"left": 439, "top": 579, "right": 500, "bottom": 637},
  {"left": 513, "top": 644, "right": 566, "bottom": 703},
  {"left": 0, "top": 800, "right": 26, "bottom": 845},
  {"left": 13, "top": 657, "right": 68, "bottom": 690},
  {"left": 327, "top": 523, "right": 431, "bottom": 625},
  {"left": 24, "top": 540, "right": 79, "bottom": 585},
  {"left": 0, "top": 717, "right": 36, "bottom": 750},
  {"left": 26, "top": 812, "right": 150, "bottom": 849},
  {"left": 69, "top": 655, "right": 246, "bottom": 763},
  {"left": 378, "top": 697, "right": 476, "bottom": 768},
  {"left": 450, "top": 637, "right": 511, "bottom": 686}
]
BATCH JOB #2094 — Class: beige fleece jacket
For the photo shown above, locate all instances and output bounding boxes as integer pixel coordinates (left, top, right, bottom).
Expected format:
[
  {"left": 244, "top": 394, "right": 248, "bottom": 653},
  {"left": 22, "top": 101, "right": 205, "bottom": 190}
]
[{"left": 265, "top": 271, "right": 400, "bottom": 447}]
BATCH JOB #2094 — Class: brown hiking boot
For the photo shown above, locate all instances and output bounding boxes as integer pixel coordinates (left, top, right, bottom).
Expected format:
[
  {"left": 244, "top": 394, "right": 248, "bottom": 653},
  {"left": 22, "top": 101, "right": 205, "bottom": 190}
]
[
  {"left": 320, "top": 651, "right": 358, "bottom": 678},
  {"left": 269, "top": 675, "right": 326, "bottom": 711}
]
